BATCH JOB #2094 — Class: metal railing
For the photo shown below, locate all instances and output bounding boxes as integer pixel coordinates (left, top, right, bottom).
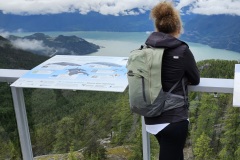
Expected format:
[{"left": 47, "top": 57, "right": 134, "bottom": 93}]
[{"left": 0, "top": 69, "right": 235, "bottom": 160}]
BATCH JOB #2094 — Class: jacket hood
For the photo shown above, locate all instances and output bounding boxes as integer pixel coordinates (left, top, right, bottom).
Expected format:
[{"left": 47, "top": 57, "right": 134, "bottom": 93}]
[{"left": 145, "top": 32, "right": 187, "bottom": 49}]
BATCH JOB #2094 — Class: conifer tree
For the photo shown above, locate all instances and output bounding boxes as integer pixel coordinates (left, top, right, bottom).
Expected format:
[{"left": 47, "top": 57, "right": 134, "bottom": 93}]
[
  {"left": 193, "top": 132, "right": 213, "bottom": 160},
  {"left": 219, "top": 107, "right": 240, "bottom": 160},
  {"left": 54, "top": 117, "right": 75, "bottom": 153}
]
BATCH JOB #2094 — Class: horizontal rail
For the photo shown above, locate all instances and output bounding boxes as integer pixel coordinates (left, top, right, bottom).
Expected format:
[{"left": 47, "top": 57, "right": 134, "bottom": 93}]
[
  {"left": 188, "top": 78, "right": 234, "bottom": 93},
  {"left": 0, "top": 69, "right": 28, "bottom": 83},
  {"left": 0, "top": 69, "right": 234, "bottom": 94},
  {"left": 0, "top": 69, "right": 235, "bottom": 160}
]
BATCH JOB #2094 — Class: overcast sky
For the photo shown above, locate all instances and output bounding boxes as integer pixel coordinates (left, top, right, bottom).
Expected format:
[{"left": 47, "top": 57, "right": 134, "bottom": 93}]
[{"left": 0, "top": 0, "right": 240, "bottom": 16}]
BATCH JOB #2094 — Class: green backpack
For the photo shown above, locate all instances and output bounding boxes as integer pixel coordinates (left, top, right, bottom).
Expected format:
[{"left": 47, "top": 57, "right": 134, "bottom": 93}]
[{"left": 126, "top": 45, "right": 187, "bottom": 117}]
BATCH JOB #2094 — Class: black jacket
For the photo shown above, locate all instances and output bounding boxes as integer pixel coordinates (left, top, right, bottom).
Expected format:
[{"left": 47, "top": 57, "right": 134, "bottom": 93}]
[{"left": 144, "top": 32, "right": 200, "bottom": 124}]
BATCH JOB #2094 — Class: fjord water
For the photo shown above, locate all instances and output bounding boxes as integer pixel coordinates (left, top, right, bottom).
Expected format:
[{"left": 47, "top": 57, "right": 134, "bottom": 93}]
[{"left": 14, "top": 31, "right": 240, "bottom": 61}]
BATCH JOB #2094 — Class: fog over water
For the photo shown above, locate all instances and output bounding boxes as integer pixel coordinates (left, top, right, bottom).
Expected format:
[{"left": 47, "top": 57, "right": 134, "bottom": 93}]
[{"left": 13, "top": 31, "right": 240, "bottom": 62}]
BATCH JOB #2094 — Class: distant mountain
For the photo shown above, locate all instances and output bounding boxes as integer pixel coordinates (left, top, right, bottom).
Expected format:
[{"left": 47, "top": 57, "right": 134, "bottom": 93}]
[
  {"left": 0, "top": 35, "right": 47, "bottom": 69},
  {"left": 181, "top": 15, "right": 240, "bottom": 53},
  {"left": 8, "top": 33, "right": 101, "bottom": 56},
  {"left": 0, "top": 11, "right": 153, "bottom": 32},
  {"left": 0, "top": 11, "right": 240, "bottom": 53}
]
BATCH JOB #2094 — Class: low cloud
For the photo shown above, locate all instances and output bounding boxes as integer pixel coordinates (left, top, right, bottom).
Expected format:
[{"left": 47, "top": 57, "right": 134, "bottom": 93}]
[
  {"left": 0, "top": 28, "right": 25, "bottom": 38},
  {"left": 176, "top": 0, "right": 240, "bottom": 16},
  {"left": 11, "top": 38, "right": 69, "bottom": 56},
  {"left": 11, "top": 39, "right": 53, "bottom": 53},
  {"left": 0, "top": 29, "right": 10, "bottom": 38},
  {"left": 0, "top": 0, "right": 239, "bottom": 16}
]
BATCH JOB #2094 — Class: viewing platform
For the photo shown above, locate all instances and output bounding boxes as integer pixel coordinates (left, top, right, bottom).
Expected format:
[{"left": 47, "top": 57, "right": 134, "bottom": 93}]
[{"left": 0, "top": 69, "right": 236, "bottom": 160}]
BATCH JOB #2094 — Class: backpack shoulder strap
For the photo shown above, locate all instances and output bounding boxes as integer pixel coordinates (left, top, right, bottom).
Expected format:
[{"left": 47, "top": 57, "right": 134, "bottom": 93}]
[
  {"left": 166, "top": 77, "right": 189, "bottom": 107},
  {"left": 182, "top": 78, "right": 189, "bottom": 108},
  {"left": 166, "top": 76, "right": 186, "bottom": 96}
]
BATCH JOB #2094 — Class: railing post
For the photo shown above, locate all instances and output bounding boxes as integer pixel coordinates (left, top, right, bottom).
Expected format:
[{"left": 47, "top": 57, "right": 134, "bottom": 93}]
[
  {"left": 142, "top": 116, "right": 150, "bottom": 160},
  {"left": 1, "top": 69, "right": 234, "bottom": 160},
  {"left": 11, "top": 87, "right": 33, "bottom": 160}
]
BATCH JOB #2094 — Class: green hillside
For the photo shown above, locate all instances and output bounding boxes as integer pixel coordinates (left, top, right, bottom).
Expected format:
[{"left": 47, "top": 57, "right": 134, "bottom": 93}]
[
  {"left": 0, "top": 36, "right": 47, "bottom": 69},
  {"left": 190, "top": 59, "right": 240, "bottom": 160},
  {"left": 0, "top": 37, "right": 239, "bottom": 159},
  {"left": 8, "top": 33, "right": 100, "bottom": 56}
]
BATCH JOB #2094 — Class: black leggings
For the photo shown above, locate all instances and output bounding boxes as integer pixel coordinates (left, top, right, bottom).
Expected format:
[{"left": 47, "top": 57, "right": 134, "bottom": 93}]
[{"left": 154, "top": 120, "right": 189, "bottom": 160}]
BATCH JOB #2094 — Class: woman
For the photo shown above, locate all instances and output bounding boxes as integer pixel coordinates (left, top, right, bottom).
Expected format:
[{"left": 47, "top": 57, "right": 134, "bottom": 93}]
[{"left": 144, "top": 2, "right": 200, "bottom": 160}]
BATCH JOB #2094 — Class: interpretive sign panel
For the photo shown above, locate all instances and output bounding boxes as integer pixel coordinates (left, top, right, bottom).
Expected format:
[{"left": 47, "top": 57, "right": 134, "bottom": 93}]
[
  {"left": 11, "top": 55, "right": 128, "bottom": 92},
  {"left": 233, "top": 64, "right": 240, "bottom": 107}
]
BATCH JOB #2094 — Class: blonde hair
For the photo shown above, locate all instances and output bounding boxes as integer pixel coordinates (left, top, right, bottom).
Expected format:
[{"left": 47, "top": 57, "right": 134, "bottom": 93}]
[{"left": 151, "top": 1, "right": 183, "bottom": 36}]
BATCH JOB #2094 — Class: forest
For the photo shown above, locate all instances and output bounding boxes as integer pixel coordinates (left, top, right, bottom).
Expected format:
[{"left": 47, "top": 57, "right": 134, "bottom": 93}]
[{"left": 0, "top": 42, "right": 240, "bottom": 160}]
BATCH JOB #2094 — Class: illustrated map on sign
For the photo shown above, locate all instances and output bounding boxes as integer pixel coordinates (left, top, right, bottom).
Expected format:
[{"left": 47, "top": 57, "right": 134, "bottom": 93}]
[{"left": 11, "top": 55, "right": 128, "bottom": 92}]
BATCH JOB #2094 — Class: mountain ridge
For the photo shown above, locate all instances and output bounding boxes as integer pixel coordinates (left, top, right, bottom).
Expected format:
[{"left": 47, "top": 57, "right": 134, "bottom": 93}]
[
  {"left": 8, "top": 33, "right": 100, "bottom": 56},
  {"left": 0, "top": 11, "right": 240, "bottom": 53},
  {"left": 181, "top": 15, "right": 240, "bottom": 53},
  {"left": 0, "top": 35, "right": 47, "bottom": 69}
]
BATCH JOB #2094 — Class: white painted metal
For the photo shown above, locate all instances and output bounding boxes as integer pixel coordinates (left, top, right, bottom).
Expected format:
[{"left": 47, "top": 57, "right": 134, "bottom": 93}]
[
  {"left": 0, "top": 69, "right": 28, "bottom": 82},
  {"left": 0, "top": 69, "right": 236, "bottom": 160},
  {"left": 233, "top": 64, "right": 240, "bottom": 107},
  {"left": 142, "top": 117, "right": 151, "bottom": 160},
  {"left": 11, "top": 87, "right": 33, "bottom": 160},
  {"left": 188, "top": 78, "right": 234, "bottom": 93}
]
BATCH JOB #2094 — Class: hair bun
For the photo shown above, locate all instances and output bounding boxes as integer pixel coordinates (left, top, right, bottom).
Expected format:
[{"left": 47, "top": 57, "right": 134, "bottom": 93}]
[
  {"left": 150, "top": 1, "right": 182, "bottom": 35},
  {"left": 151, "top": 2, "right": 174, "bottom": 20}
]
